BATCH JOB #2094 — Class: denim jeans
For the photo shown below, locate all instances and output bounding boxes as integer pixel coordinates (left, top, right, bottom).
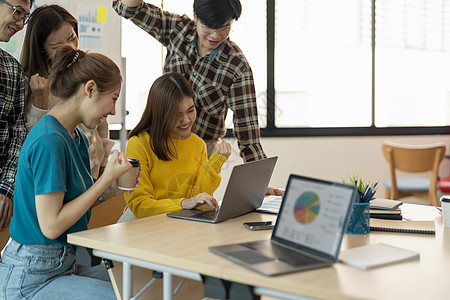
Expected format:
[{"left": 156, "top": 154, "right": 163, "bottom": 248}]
[{"left": 0, "top": 241, "right": 116, "bottom": 300}]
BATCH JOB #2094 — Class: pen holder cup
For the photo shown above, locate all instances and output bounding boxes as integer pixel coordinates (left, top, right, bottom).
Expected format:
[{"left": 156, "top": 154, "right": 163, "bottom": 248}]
[{"left": 347, "top": 202, "right": 370, "bottom": 235}]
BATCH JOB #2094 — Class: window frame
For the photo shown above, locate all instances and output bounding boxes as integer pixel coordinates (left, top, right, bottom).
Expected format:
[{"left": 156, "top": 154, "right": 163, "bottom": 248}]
[{"left": 262, "top": 0, "right": 450, "bottom": 138}]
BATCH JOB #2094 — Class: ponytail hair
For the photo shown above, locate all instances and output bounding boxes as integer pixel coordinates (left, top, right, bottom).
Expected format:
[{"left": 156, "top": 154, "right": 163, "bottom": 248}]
[{"left": 48, "top": 44, "right": 122, "bottom": 99}]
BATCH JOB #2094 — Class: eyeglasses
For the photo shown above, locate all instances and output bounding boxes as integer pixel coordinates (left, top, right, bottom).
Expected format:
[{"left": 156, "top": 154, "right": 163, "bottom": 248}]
[
  {"left": 199, "top": 22, "right": 232, "bottom": 37},
  {"left": 0, "top": 0, "right": 31, "bottom": 24}
]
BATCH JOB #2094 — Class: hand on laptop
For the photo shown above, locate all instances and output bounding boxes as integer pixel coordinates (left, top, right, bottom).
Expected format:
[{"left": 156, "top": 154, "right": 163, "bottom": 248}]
[
  {"left": 181, "top": 193, "right": 219, "bottom": 210},
  {"left": 265, "top": 187, "right": 285, "bottom": 196}
]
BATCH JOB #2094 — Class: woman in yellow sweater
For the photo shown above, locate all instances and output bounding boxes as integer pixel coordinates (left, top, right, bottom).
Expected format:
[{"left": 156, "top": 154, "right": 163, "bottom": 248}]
[{"left": 119, "top": 73, "right": 231, "bottom": 222}]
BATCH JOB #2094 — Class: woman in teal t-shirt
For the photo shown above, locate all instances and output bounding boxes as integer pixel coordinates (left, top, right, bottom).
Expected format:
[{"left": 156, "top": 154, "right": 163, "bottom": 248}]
[{"left": 0, "top": 45, "right": 137, "bottom": 299}]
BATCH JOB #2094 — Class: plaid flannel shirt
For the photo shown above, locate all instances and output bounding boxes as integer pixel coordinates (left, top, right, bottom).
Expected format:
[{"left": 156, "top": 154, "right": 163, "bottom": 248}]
[
  {"left": 113, "top": 0, "right": 266, "bottom": 162},
  {"left": 0, "top": 49, "right": 27, "bottom": 200}
]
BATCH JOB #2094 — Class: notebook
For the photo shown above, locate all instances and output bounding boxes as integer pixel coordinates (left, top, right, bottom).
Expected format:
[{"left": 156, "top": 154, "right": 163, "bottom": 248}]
[
  {"left": 370, "top": 218, "right": 435, "bottom": 235},
  {"left": 339, "top": 243, "right": 420, "bottom": 270},
  {"left": 255, "top": 195, "right": 283, "bottom": 214},
  {"left": 166, "top": 157, "right": 278, "bottom": 223},
  {"left": 370, "top": 198, "right": 403, "bottom": 210},
  {"left": 209, "top": 174, "right": 357, "bottom": 276}
]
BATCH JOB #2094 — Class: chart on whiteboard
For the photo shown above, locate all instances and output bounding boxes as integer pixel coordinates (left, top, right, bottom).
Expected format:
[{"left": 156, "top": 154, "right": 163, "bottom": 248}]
[{"left": 77, "top": 3, "right": 106, "bottom": 51}]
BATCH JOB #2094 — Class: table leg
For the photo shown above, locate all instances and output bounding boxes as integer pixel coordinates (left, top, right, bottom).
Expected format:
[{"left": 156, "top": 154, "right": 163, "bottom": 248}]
[
  {"left": 123, "top": 262, "right": 133, "bottom": 300},
  {"left": 163, "top": 271, "right": 173, "bottom": 300}
]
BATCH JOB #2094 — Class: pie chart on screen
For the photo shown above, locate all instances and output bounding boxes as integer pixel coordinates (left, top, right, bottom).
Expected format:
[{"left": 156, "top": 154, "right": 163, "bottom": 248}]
[{"left": 293, "top": 191, "right": 320, "bottom": 224}]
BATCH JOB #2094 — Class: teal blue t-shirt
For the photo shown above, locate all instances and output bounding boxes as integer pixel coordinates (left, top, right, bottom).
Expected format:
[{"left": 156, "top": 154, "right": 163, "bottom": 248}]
[{"left": 10, "top": 115, "right": 92, "bottom": 246}]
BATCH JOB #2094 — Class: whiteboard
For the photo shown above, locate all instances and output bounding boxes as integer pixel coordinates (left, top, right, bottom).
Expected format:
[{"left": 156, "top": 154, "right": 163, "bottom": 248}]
[{"left": 0, "top": 0, "right": 124, "bottom": 124}]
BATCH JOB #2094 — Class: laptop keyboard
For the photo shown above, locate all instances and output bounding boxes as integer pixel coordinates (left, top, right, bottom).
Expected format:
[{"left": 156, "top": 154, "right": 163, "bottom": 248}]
[
  {"left": 241, "top": 241, "right": 324, "bottom": 267},
  {"left": 192, "top": 210, "right": 218, "bottom": 220}
]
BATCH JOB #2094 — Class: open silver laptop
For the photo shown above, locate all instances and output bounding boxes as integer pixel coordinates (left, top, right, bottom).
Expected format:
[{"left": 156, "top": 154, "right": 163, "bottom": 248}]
[
  {"left": 209, "top": 174, "right": 357, "bottom": 276},
  {"left": 167, "top": 157, "right": 278, "bottom": 223}
]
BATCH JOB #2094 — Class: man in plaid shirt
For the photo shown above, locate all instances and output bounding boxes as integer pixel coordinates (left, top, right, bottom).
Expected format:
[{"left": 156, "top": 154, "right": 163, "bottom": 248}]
[
  {"left": 113, "top": 0, "right": 267, "bottom": 163},
  {"left": 0, "top": 0, "right": 33, "bottom": 230}
]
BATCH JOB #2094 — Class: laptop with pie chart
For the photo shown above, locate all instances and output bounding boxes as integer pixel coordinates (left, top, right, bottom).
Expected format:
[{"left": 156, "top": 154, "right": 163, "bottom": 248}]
[{"left": 209, "top": 174, "right": 357, "bottom": 276}]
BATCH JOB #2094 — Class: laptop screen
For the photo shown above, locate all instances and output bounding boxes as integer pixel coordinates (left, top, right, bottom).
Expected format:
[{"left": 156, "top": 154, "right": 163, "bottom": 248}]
[{"left": 272, "top": 175, "right": 356, "bottom": 260}]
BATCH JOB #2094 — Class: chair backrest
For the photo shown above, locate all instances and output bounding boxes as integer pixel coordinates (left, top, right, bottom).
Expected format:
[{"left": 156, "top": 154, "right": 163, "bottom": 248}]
[
  {"left": 382, "top": 142, "right": 446, "bottom": 173},
  {"left": 89, "top": 194, "right": 127, "bottom": 229}
]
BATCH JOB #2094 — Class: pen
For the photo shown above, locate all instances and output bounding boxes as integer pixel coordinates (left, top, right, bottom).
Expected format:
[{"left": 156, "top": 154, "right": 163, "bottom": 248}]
[
  {"left": 361, "top": 185, "right": 368, "bottom": 202},
  {"left": 362, "top": 187, "right": 372, "bottom": 203}
]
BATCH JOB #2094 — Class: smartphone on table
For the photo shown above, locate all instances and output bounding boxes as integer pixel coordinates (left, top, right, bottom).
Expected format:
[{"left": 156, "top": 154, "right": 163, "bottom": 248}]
[{"left": 243, "top": 221, "right": 274, "bottom": 230}]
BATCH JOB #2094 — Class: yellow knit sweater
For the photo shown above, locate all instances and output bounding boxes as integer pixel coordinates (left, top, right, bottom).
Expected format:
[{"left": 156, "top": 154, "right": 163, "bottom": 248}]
[{"left": 124, "top": 131, "right": 228, "bottom": 218}]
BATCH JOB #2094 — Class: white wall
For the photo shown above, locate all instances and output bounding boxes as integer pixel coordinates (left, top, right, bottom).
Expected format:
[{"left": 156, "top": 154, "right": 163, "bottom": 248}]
[{"left": 215, "top": 135, "right": 450, "bottom": 201}]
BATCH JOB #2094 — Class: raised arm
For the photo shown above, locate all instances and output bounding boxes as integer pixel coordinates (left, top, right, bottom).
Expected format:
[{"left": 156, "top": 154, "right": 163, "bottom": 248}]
[
  {"left": 228, "top": 65, "right": 267, "bottom": 162},
  {"left": 180, "top": 142, "right": 230, "bottom": 211},
  {"left": 25, "top": 74, "right": 50, "bottom": 131},
  {"left": 96, "top": 118, "right": 115, "bottom": 177},
  {"left": 190, "top": 142, "right": 230, "bottom": 197},
  {"left": 113, "top": 0, "right": 189, "bottom": 49},
  {"left": 36, "top": 151, "right": 131, "bottom": 240},
  {"left": 28, "top": 74, "right": 50, "bottom": 110}
]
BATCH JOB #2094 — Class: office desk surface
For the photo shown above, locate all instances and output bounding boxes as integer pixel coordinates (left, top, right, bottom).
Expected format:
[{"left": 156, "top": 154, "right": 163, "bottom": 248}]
[{"left": 68, "top": 212, "right": 449, "bottom": 300}]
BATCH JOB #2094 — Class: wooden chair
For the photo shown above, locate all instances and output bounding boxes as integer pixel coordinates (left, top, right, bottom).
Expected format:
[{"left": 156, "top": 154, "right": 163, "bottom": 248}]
[
  {"left": 89, "top": 194, "right": 127, "bottom": 229},
  {"left": 382, "top": 141, "right": 446, "bottom": 206},
  {"left": 85, "top": 194, "right": 127, "bottom": 280}
]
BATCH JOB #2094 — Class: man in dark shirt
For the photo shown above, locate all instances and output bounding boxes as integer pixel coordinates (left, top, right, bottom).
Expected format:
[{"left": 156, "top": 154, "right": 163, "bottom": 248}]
[{"left": 0, "top": 0, "right": 33, "bottom": 230}]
